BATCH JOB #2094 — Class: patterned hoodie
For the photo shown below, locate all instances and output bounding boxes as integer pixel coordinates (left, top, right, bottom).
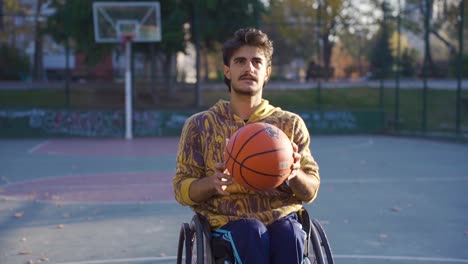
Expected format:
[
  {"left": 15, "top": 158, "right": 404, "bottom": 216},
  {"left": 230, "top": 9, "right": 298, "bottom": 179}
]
[{"left": 173, "top": 99, "right": 320, "bottom": 229}]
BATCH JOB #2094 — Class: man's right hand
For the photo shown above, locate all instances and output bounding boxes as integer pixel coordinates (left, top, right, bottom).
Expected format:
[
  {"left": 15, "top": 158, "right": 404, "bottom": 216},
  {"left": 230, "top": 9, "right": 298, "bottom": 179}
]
[{"left": 188, "top": 162, "right": 233, "bottom": 203}]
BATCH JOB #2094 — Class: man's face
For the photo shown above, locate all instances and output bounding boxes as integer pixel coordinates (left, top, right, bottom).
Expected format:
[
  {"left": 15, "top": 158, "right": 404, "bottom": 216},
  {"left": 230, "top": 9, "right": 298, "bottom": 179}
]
[{"left": 224, "top": 45, "right": 271, "bottom": 96}]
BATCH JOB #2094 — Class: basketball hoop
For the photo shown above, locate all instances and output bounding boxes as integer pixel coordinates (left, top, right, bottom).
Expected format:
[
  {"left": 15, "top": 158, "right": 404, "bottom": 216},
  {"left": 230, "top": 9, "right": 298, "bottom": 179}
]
[
  {"left": 93, "top": 2, "right": 161, "bottom": 140},
  {"left": 120, "top": 33, "right": 135, "bottom": 50}
]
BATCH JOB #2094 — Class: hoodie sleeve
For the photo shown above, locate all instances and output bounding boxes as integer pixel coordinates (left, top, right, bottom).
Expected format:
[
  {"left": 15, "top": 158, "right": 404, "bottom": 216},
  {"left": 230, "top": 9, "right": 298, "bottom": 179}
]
[
  {"left": 292, "top": 115, "right": 320, "bottom": 204},
  {"left": 173, "top": 115, "right": 205, "bottom": 206}
]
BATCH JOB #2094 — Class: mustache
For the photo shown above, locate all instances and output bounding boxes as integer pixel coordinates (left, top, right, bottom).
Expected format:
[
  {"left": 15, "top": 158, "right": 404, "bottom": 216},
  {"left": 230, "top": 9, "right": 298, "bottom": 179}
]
[{"left": 239, "top": 74, "right": 257, "bottom": 81}]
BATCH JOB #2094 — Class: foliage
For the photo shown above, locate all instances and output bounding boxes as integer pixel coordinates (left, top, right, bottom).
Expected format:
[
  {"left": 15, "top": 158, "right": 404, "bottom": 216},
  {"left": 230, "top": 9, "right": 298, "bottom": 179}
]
[
  {"left": 0, "top": 44, "right": 30, "bottom": 80},
  {"left": 399, "top": 48, "right": 418, "bottom": 77},
  {"left": 0, "top": 0, "right": 23, "bottom": 45},
  {"left": 46, "top": 0, "right": 187, "bottom": 66},
  {"left": 263, "top": 0, "right": 317, "bottom": 65},
  {"left": 46, "top": 0, "right": 114, "bottom": 66},
  {"left": 449, "top": 53, "right": 468, "bottom": 78},
  {"left": 157, "top": 2, "right": 186, "bottom": 53},
  {"left": 185, "top": 0, "right": 266, "bottom": 49},
  {"left": 367, "top": 1, "right": 394, "bottom": 79},
  {"left": 263, "top": 0, "right": 350, "bottom": 80},
  {"left": 368, "top": 29, "right": 394, "bottom": 78},
  {"left": 401, "top": 0, "right": 463, "bottom": 76}
]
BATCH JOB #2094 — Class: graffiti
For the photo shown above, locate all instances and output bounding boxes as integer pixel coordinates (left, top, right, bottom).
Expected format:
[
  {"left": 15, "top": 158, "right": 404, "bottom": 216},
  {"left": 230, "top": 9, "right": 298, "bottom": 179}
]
[
  {"left": 37, "top": 111, "right": 124, "bottom": 136},
  {"left": 0, "top": 109, "right": 381, "bottom": 137},
  {"left": 0, "top": 109, "right": 190, "bottom": 137},
  {"left": 0, "top": 109, "right": 46, "bottom": 118},
  {"left": 300, "top": 111, "right": 357, "bottom": 131},
  {"left": 134, "top": 111, "right": 163, "bottom": 136},
  {"left": 164, "top": 113, "right": 190, "bottom": 129}
]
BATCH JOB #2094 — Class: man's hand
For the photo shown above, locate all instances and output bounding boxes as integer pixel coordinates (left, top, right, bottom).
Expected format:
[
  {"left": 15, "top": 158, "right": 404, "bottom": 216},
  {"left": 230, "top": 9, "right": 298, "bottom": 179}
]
[
  {"left": 188, "top": 162, "right": 233, "bottom": 203},
  {"left": 213, "top": 162, "right": 233, "bottom": 195},
  {"left": 287, "top": 142, "right": 320, "bottom": 202},
  {"left": 288, "top": 142, "right": 301, "bottom": 180}
]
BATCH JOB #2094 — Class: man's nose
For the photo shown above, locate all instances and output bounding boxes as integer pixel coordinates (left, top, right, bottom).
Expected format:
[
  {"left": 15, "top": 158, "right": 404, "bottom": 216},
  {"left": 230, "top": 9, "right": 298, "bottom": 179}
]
[{"left": 244, "top": 61, "right": 255, "bottom": 72}]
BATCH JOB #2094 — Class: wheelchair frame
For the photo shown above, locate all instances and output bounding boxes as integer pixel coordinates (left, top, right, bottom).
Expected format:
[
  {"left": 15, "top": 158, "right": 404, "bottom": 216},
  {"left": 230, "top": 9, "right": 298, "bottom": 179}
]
[{"left": 176, "top": 208, "right": 334, "bottom": 264}]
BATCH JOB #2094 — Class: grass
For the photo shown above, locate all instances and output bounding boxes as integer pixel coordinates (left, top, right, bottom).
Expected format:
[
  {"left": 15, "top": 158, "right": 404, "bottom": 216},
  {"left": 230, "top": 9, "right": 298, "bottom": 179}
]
[{"left": 1, "top": 83, "right": 467, "bottom": 134}]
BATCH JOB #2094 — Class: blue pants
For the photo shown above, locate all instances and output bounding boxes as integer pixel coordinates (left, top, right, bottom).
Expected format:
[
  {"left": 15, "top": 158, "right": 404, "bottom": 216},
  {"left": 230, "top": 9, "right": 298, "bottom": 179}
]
[{"left": 211, "top": 213, "right": 306, "bottom": 264}]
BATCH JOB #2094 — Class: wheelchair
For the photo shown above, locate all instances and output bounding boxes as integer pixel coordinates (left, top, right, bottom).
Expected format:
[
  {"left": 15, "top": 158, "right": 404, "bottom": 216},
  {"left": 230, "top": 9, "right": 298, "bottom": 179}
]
[{"left": 176, "top": 208, "right": 334, "bottom": 264}]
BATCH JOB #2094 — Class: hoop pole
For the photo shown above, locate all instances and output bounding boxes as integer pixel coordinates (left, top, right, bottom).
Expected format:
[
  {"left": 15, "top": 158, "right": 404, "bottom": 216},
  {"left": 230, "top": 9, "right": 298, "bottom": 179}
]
[{"left": 125, "top": 39, "right": 133, "bottom": 140}]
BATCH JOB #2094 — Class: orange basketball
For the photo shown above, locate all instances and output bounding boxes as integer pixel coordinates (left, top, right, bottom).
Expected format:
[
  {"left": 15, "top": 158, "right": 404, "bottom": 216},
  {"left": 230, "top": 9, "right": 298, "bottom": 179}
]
[{"left": 224, "top": 122, "right": 294, "bottom": 191}]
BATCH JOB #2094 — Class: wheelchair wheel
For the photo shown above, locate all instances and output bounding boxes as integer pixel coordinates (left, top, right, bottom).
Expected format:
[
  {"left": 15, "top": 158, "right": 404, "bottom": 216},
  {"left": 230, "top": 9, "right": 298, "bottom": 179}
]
[
  {"left": 307, "top": 219, "right": 334, "bottom": 264},
  {"left": 311, "top": 219, "right": 333, "bottom": 263},
  {"left": 176, "top": 215, "right": 213, "bottom": 264},
  {"left": 176, "top": 223, "right": 192, "bottom": 264},
  {"left": 298, "top": 209, "right": 334, "bottom": 264}
]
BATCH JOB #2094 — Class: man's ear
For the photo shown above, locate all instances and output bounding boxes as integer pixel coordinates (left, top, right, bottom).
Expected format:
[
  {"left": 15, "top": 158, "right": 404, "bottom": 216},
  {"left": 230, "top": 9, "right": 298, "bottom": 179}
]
[
  {"left": 265, "top": 66, "right": 272, "bottom": 82},
  {"left": 223, "top": 65, "right": 231, "bottom": 80}
]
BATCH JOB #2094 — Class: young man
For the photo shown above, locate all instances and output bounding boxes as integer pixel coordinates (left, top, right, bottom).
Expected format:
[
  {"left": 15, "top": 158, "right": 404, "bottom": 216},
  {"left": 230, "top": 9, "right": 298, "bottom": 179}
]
[{"left": 173, "top": 27, "right": 320, "bottom": 264}]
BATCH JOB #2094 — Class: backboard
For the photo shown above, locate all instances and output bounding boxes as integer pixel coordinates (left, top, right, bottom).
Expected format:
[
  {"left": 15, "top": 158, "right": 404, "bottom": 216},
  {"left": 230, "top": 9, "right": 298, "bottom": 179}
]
[{"left": 93, "top": 2, "right": 161, "bottom": 43}]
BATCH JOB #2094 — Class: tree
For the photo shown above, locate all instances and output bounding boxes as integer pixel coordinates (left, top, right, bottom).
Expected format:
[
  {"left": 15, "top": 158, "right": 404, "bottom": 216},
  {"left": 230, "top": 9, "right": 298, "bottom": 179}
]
[
  {"left": 318, "top": 0, "right": 347, "bottom": 80},
  {"left": 184, "top": 0, "right": 266, "bottom": 81},
  {"left": 402, "top": 0, "right": 463, "bottom": 77},
  {"left": 400, "top": 47, "right": 418, "bottom": 77},
  {"left": 263, "top": 0, "right": 317, "bottom": 79},
  {"left": 368, "top": 0, "right": 394, "bottom": 79},
  {"left": 263, "top": 0, "right": 360, "bottom": 81},
  {"left": 46, "top": 0, "right": 188, "bottom": 102},
  {"left": 32, "top": 0, "right": 45, "bottom": 81},
  {"left": 0, "top": 44, "right": 30, "bottom": 80},
  {"left": 0, "top": 0, "right": 25, "bottom": 49}
]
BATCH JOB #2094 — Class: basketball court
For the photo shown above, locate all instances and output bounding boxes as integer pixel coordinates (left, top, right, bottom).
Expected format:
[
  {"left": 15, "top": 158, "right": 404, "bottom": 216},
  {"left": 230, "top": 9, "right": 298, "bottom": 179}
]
[{"left": 1, "top": 135, "right": 467, "bottom": 263}]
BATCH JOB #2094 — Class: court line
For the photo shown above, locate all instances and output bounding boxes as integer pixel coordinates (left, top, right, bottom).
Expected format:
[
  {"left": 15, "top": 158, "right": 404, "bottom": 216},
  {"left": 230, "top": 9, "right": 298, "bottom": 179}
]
[
  {"left": 320, "top": 138, "right": 375, "bottom": 152},
  {"left": 53, "top": 254, "right": 468, "bottom": 264},
  {"left": 28, "top": 140, "right": 50, "bottom": 154},
  {"left": 325, "top": 176, "right": 468, "bottom": 184},
  {"left": 55, "top": 256, "right": 176, "bottom": 264},
  {"left": 334, "top": 254, "right": 468, "bottom": 263}
]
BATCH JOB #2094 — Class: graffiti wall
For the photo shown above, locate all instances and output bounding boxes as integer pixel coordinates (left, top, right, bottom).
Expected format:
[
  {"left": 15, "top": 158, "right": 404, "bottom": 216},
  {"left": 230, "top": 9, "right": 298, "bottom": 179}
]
[
  {"left": 300, "top": 110, "right": 384, "bottom": 133},
  {"left": 0, "top": 109, "right": 384, "bottom": 137}
]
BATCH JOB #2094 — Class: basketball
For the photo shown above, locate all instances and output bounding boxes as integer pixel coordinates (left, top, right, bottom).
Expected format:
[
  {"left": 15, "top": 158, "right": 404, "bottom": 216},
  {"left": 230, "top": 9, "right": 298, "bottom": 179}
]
[{"left": 224, "top": 122, "right": 294, "bottom": 191}]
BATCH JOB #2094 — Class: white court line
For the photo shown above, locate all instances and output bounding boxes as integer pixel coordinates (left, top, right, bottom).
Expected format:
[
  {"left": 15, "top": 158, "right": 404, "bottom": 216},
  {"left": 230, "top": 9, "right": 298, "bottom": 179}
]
[
  {"left": 320, "top": 138, "right": 375, "bottom": 153},
  {"left": 28, "top": 140, "right": 50, "bottom": 154},
  {"left": 335, "top": 254, "right": 468, "bottom": 263},
  {"left": 55, "top": 256, "right": 176, "bottom": 264},
  {"left": 325, "top": 176, "right": 468, "bottom": 184},
  {"left": 54, "top": 254, "right": 468, "bottom": 264}
]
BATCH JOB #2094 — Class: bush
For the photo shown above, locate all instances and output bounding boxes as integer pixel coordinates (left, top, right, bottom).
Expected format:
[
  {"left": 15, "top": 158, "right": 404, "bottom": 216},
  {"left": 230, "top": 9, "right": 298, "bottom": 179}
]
[
  {"left": 400, "top": 48, "right": 418, "bottom": 78},
  {"left": 0, "top": 44, "right": 30, "bottom": 80},
  {"left": 449, "top": 53, "right": 468, "bottom": 78}
]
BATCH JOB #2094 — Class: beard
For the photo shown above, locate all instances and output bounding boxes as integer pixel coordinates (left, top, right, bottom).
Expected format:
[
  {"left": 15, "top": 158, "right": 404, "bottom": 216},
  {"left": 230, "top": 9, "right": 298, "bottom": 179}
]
[
  {"left": 231, "top": 86, "right": 259, "bottom": 96},
  {"left": 230, "top": 81, "right": 265, "bottom": 96}
]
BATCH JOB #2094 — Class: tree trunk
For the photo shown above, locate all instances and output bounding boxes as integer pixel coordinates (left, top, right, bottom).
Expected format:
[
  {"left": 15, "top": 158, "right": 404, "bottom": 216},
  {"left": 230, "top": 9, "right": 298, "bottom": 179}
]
[
  {"left": 0, "top": 0, "right": 3, "bottom": 30},
  {"left": 32, "top": 0, "right": 44, "bottom": 81},
  {"left": 322, "top": 34, "right": 334, "bottom": 81},
  {"left": 202, "top": 47, "right": 209, "bottom": 82},
  {"left": 424, "top": 0, "right": 436, "bottom": 76},
  {"left": 150, "top": 43, "right": 160, "bottom": 104},
  {"left": 165, "top": 54, "right": 177, "bottom": 98}
]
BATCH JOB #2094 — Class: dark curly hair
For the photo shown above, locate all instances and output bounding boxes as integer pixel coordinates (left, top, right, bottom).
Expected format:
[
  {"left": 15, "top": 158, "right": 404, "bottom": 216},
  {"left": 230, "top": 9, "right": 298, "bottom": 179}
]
[{"left": 222, "top": 28, "right": 274, "bottom": 91}]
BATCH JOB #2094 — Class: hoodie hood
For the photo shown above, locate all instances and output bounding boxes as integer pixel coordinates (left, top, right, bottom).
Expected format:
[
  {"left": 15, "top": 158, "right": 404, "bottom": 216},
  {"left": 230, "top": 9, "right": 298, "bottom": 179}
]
[{"left": 209, "top": 99, "right": 280, "bottom": 123}]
